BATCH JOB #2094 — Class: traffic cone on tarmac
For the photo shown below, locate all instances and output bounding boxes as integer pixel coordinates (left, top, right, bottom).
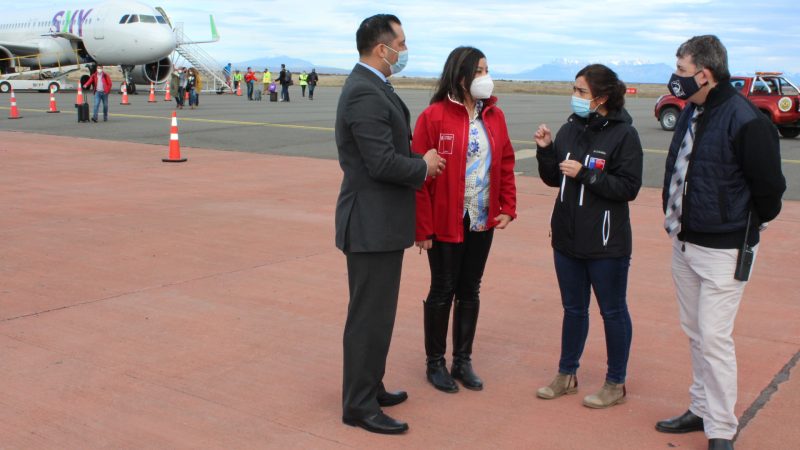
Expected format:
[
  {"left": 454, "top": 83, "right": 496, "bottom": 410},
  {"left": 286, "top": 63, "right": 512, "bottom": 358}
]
[
  {"left": 164, "top": 83, "right": 171, "bottom": 101},
  {"left": 47, "top": 86, "right": 60, "bottom": 113},
  {"left": 148, "top": 82, "right": 157, "bottom": 103},
  {"left": 8, "top": 88, "right": 22, "bottom": 119},
  {"left": 120, "top": 83, "right": 131, "bottom": 105},
  {"left": 236, "top": 83, "right": 242, "bottom": 96},
  {"left": 162, "top": 111, "right": 187, "bottom": 163},
  {"left": 75, "top": 84, "right": 84, "bottom": 106}
]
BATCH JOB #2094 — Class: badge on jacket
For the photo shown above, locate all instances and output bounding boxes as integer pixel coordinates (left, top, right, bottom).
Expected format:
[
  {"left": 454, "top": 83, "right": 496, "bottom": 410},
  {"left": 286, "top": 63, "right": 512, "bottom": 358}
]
[
  {"left": 588, "top": 157, "right": 606, "bottom": 171},
  {"left": 438, "top": 133, "right": 455, "bottom": 155}
]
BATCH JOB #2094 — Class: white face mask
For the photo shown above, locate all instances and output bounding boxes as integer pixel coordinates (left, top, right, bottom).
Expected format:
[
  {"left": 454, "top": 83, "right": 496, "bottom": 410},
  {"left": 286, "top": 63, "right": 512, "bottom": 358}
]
[{"left": 470, "top": 74, "right": 494, "bottom": 99}]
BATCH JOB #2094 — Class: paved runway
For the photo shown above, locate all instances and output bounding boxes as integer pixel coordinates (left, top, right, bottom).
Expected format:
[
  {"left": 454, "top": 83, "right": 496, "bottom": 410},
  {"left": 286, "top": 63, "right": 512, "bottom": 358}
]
[
  {"left": 2, "top": 87, "right": 798, "bottom": 198},
  {"left": 0, "top": 131, "right": 798, "bottom": 448}
]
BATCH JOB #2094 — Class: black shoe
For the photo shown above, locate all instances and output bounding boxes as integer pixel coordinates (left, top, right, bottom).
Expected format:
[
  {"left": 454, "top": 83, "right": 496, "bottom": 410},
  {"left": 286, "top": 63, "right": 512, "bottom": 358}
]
[
  {"left": 655, "top": 410, "right": 704, "bottom": 434},
  {"left": 91, "top": 117, "right": 97, "bottom": 123},
  {"left": 342, "top": 412, "right": 408, "bottom": 435},
  {"left": 427, "top": 359, "right": 458, "bottom": 393},
  {"left": 377, "top": 389, "right": 408, "bottom": 407},
  {"left": 451, "top": 359, "right": 483, "bottom": 390},
  {"left": 708, "top": 439, "right": 733, "bottom": 450}
]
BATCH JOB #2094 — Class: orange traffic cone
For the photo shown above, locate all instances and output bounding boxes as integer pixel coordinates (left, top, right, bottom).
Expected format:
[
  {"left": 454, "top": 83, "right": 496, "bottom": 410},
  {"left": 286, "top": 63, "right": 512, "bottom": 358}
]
[
  {"left": 164, "top": 83, "right": 171, "bottom": 101},
  {"left": 120, "top": 83, "right": 131, "bottom": 105},
  {"left": 162, "top": 111, "right": 186, "bottom": 163},
  {"left": 148, "top": 82, "right": 156, "bottom": 103},
  {"left": 236, "top": 83, "right": 242, "bottom": 96},
  {"left": 75, "top": 84, "right": 84, "bottom": 106},
  {"left": 8, "top": 88, "right": 22, "bottom": 119},
  {"left": 47, "top": 86, "right": 60, "bottom": 113}
]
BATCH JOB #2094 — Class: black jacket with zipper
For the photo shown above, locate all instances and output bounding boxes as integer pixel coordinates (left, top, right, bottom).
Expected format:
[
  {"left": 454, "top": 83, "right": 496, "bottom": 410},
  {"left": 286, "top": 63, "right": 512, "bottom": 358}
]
[
  {"left": 662, "top": 81, "right": 786, "bottom": 248},
  {"left": 537, "top": 108, "right": 643, "bottom": 259}
]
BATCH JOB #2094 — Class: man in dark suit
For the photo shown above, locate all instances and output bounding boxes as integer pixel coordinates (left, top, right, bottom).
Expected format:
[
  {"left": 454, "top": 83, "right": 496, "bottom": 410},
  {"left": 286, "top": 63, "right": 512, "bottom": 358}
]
[{"left": 335, "top": 14, "right": 445, "bottom": 435}]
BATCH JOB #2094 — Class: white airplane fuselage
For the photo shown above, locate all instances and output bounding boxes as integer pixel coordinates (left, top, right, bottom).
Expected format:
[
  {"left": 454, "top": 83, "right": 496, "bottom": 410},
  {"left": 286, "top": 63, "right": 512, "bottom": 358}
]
[{"left": 0, "top": 0, "right": 176, "bottom": 70}]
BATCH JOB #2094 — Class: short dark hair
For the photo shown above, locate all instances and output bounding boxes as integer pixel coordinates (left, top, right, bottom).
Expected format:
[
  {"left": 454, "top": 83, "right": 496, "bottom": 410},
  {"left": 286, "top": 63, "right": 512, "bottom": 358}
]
[
  {"left": 431, "top": 46, "right": 486, "bottom": 104},
  {"left": 356, "top": 14, "right": 401, "bottom": 56},
  {"left": 676, "top": 35, "right": 730, "bottom": 83},
  {"left": 576, "top": 64, "right": 627, "bottom": 113}
]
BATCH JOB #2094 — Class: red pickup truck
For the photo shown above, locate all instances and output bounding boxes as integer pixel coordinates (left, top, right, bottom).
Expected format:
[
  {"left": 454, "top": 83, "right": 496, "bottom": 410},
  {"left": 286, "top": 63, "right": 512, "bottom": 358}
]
[{"left": 654, "top": 72, "right": 800, "bottom": 138}]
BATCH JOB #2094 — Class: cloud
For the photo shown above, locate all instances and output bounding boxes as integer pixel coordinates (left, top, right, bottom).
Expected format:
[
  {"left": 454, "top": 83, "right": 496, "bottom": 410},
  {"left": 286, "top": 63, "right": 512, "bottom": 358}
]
[{"left": 8, "top": 0, "right": 800, "bottom": 74}]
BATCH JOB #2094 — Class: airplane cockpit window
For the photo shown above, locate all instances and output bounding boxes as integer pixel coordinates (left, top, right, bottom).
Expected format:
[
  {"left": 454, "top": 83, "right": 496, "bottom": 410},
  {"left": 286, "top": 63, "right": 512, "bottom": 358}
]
[
  {"left": 127, "top": 15, "right": 139, "bottom": 23},
  {"left": 140, "top": 15, "right": 157, "bottom": 23},
  {"left": 156, "top": 16, "right": 167, "bottom": 24},
  {"left": 119, "top": 15, "right": 130, "bottom": 24}
]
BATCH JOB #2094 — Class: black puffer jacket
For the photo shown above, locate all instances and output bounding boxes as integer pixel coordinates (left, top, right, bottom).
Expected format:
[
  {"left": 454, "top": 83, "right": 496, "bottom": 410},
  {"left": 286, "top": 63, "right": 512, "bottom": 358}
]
[{"left": 537, "top": 109, "right": 643, "bottom": 258}]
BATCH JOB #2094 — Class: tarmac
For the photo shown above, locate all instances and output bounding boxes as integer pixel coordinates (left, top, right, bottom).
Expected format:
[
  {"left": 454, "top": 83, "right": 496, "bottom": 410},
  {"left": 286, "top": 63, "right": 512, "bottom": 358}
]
[{"left": 1, "top": 89, "right": 799, "bottom": 449}]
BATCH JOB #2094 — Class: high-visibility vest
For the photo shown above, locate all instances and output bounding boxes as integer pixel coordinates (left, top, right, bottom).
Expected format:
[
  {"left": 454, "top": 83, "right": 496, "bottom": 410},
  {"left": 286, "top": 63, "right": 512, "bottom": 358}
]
[
  {"left": 299, "top": 73, "right": 308, "bottom": 86},
  {"left": 263, "top": 71, "right": 272, "bottom": 83}
]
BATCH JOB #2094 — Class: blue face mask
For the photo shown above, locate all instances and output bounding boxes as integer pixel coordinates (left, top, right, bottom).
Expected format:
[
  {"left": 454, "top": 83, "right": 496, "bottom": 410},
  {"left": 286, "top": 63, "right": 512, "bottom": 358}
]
[
  {"left": 571, "top": 95, "right": 597, "bottom": 118},
  {"left": 383, "top": 44, "right": 408, "bottom": 75}
]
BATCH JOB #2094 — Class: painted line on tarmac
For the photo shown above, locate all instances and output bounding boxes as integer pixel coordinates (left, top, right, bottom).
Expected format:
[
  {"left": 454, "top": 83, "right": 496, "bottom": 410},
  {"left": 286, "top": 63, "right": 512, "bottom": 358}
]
[
  {"left": 4, "top": 107, "right": 800, "bottom": 164},
  {"left": 513, "top": 147, "right": 668, "bottom": 160},
  {"left": 1, "top": 106, "right": 334, "bottom": 132},
  {"left": 512, "top": 144, "right": 800, "bottom": 165}
]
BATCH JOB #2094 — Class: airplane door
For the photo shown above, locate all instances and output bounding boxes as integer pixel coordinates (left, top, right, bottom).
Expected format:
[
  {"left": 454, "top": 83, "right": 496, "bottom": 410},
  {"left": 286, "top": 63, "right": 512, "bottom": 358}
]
[{"left": 93, "top": 16, "right": 104, "bottom": 39}]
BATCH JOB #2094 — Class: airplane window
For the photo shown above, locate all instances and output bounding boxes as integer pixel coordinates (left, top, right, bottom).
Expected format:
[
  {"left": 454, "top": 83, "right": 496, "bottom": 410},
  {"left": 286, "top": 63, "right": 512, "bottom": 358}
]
[
  {"left": 119, "top": 15, "right": 129, "bottom": 24},
  {"left": 128, "top": 15, "right": 139, "bottom": 23},
  {"left": 156, "top": 16, "right": 167, "bottom": 24},
  {"left": 140, "top": 15, "right": 157, "bottom": 23}
]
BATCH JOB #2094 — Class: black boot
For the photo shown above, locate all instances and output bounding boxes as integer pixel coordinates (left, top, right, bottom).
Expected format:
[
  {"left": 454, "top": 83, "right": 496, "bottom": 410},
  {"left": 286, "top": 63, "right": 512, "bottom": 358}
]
[
  {"left": 424, "top": 301, "right": 458, "bottom": 393},
  {"left": 451, "top": 300, "right": 483, "bottom": 390}
]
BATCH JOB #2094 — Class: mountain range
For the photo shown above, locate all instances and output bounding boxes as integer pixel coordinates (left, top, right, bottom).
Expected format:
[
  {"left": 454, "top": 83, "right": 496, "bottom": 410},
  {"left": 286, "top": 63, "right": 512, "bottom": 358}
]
[{"left": 234, "top": 56, "right": 800, "bottom": 85}]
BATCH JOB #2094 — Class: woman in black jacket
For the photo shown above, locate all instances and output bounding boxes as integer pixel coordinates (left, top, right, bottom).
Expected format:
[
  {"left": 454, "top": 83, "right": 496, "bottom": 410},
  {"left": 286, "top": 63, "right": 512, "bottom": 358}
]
[{"left": 533, "top": 64, "right": 643, "bottom": 409}]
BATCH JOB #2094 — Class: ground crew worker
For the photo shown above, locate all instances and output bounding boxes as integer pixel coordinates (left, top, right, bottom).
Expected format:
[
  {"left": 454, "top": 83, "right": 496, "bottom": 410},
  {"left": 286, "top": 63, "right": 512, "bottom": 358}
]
[
  {"left": 233, "top": 70, "right": 243, "bottom": 93},
  {"left": 262, "top": 68, "right": 272, "bottom": 95},
  {"left": 299, "top": 70, "right": 309, "bottom": 97}
]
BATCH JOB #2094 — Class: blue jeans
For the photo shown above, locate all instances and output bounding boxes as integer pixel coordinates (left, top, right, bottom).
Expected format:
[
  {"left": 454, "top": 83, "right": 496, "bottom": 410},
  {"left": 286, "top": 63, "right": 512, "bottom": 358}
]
[
  {"left": 553, "top": 250, "right": 632, "bottom": 384},
  {"left": 246, "top": 80, "right": 254, "bottom": 99},
  {"left": 281, "top": 84, "right": 289, "bottom": 101},
  {"left": 93, "top": 92, "right": 108, "bottom": 120}
]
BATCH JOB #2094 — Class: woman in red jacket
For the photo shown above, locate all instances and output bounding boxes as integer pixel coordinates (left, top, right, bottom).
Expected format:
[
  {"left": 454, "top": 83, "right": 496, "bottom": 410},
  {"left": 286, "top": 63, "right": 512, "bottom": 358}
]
[{"left": 413, "top": 46, "right": 517, "bottom": 393}]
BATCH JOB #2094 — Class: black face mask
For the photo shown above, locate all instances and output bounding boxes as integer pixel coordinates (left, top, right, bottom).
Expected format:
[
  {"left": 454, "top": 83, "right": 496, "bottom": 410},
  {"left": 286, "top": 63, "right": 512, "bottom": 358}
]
[{"left": 668, "top": 71, "right": 705, "bottom": 100}]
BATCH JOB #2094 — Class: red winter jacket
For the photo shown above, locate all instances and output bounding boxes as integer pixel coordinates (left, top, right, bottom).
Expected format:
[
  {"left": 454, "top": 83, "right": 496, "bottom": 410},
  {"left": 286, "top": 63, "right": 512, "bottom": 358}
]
[
  {"left": 83, "top": 71, "right": 112, "bottom": 94},
  {"left": 245, "top": 71, "right": 257, "bottom": 82},
  {"left": 413, "top": 96, "right": 517, "bottom": 243}
]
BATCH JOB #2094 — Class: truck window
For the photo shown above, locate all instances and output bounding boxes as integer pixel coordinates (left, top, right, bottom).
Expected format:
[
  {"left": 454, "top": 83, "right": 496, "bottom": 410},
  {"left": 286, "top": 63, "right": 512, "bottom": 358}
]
[
  {"left": 777, "top": 78, "right": 799, "bottom": 96},
  {"left": 730, "top": 80, "right": 745, "bottom": 91}
]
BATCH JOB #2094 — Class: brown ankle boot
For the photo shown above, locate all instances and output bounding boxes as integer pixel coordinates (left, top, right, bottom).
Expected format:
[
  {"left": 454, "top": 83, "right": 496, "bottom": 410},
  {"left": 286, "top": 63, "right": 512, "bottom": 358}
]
[
  {"left": 536, "top": 373, "right": 578, "bottom": 399},
  {"left": 582, "top": 381, "right": 626, "bottom": 408}
]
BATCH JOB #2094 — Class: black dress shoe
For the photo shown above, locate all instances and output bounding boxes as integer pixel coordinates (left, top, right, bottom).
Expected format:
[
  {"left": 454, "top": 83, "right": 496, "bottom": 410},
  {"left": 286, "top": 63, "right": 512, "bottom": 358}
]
[
  {"left": 655, "top": 410, "right": 704, "bottom": 434},
  {"left": 708, "top": 438, "right": 733, "bottom": 450},
  {"left": 342, "top": 411, "right": 409, "bottom": 435},
  {"left": 377, "top": 389, "right": 408, "bottom": 407}
]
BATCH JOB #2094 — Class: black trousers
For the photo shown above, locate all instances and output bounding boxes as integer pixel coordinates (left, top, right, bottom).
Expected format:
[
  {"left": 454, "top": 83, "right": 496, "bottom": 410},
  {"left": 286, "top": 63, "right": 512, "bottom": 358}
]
[
  {"left": 342, "top": 250, "right": 404, "bottom": 418},
  {"left": 425, "top": 215, "right": 494, "bottom": 307}
]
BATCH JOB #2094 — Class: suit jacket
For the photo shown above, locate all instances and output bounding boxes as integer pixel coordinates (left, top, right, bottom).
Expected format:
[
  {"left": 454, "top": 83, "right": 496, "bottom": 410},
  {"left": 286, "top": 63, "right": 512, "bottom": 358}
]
[{"left": 335, "top": 63, "right": 427, "bottom": 253}]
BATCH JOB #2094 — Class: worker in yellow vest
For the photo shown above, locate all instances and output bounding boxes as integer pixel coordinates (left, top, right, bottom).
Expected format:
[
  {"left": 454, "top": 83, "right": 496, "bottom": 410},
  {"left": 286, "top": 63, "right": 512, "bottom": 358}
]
[
  {"left": 262, "top": 68, "right": 272, "bottom": 95},
  {"left": 299, "top": 71, "right": 309, "bottom": 97}
]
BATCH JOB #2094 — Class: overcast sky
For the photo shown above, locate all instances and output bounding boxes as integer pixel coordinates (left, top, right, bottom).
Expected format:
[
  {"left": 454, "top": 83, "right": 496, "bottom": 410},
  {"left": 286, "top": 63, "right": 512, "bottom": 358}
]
[{"left": 10, "top": 0, "right": 800, "bottom": 75}]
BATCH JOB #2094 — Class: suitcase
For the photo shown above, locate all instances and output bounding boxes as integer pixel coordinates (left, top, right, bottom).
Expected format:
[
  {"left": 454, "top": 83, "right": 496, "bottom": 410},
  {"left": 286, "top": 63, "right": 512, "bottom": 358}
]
[
  {"left": 269, "top": 91, "right": 278, "bottom": 102},
  {"left": 254, "top": 89, "right": 262, "bottom": 101},
  {"left": 77, "top": 101, "right": 90, "bottom": 123}
]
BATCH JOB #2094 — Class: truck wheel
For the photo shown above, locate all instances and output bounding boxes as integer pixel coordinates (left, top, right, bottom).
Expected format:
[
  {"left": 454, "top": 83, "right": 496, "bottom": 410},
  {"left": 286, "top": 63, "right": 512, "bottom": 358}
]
[
  {"left": 49, "top": 82, "right": 60, "bottom": 93},
  {"left": 659, "top": 107, "right": 680, "bottom": 131},
  {"left": 0, "top": 81, "right": 10, "bottom": 93},
  {"left": 779, "top": 127, "right": 800, "bottom": 139}
]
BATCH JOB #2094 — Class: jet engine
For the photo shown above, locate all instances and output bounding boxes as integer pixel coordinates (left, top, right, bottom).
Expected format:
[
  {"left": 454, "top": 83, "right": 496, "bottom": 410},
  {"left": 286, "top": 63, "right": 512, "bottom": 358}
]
[
  {"left": 0, "top": 46, "right": 15, "bottom": 75},
  {"left": 129, "top": 57, "right": 173, "bottom": 85}
]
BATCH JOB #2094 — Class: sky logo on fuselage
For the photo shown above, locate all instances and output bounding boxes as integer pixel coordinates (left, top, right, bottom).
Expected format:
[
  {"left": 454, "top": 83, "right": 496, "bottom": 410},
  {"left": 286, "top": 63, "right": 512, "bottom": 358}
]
[{"left": 51, "top": 9, "right": 93, "bottom": 36}]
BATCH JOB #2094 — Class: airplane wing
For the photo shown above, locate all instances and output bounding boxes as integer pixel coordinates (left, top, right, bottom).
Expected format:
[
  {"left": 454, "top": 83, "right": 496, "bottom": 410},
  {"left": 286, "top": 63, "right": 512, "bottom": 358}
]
[
  {"left": 0, "top": 41, "right": 39, "bottom": 56},
  {"left": 43, "top": 32, "right": 83, "bottom": 42}
]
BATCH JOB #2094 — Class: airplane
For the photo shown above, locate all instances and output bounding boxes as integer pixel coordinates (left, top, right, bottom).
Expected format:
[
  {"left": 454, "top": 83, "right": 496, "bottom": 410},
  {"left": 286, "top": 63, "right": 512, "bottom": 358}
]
[{"left": 0, "top": 0, "right": 219, "bottom": 93}]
